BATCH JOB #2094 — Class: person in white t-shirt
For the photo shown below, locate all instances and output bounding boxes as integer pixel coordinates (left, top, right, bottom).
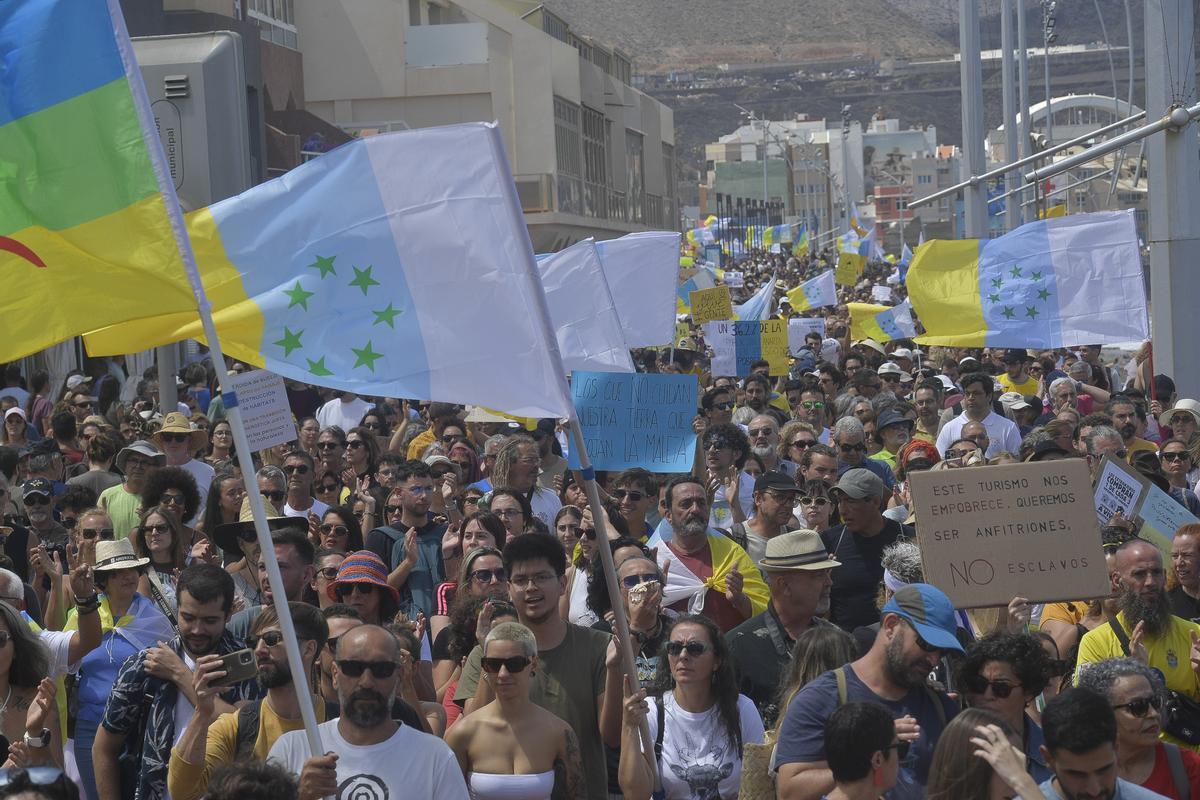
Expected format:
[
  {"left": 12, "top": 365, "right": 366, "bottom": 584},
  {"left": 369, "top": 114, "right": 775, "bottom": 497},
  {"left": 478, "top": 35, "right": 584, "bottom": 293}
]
[
  {"left": 315, "top": 393, "right": 373, "bottom": 434},
  {"left": 153, "top": 412, "right": 214, "bottom": 526},
  {"left": 269, "top": 624, "right": 468, "bottom": 800},
  {"left": 281, "top": 450, "right": 329, "bottom": 522}
]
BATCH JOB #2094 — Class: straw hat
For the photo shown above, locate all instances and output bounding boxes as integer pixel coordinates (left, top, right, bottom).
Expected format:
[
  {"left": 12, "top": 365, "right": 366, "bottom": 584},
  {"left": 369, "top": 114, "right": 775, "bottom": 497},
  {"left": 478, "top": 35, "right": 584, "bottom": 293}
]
[
  {"left": 326, "top": 551, "right": 400, "bottom": 602},
  {"left": 152, "top": 411, "right": 208, "bottom": 452},
  {"left": 211, "top": 495, "right": 303, "bottom": 553},
  {"left": 94, "top": 539, "right": 150, "bottom": 572}
]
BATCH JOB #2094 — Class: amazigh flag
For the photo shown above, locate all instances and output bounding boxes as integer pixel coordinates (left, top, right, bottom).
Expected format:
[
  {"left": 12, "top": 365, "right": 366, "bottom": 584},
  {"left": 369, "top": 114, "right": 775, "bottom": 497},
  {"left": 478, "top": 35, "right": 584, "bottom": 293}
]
[
  {"left": 86, "top": 123, "right": 575, "bottom": 418},
  {"left": 0, "top": 0, "right": 201, "bottom": 360}
]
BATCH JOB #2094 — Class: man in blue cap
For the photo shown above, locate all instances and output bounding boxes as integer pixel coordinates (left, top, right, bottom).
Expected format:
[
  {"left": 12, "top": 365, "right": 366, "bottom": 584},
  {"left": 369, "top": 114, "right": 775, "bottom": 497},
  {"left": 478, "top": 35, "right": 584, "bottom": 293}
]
[{"left": 774, "top": 583, "right": 962, "bottom": 800}]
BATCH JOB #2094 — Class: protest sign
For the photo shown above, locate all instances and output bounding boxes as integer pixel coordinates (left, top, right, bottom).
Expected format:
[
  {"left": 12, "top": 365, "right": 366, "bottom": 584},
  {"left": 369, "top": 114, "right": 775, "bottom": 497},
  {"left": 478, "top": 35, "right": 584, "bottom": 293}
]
[
  {"left": 704, "top": 320, "right": 790, "bottom": 376},
  {"left": 704, "top": 244, "right": 722, "bottom": 265},
  {"left": 688, "top": 286, "right": 733, "bottom": 324},
  {"left": 228, "top": 369, "right": 296, "bottom": 452},
  {"left": 788, "top": 318, "right": 827, "bottom": 355},
  {"left": 1093, "top": 455, "right": 1146, "bottom": 527},
  {"left": 567, "top": 371, "right": 698, "bottom": 472},
  {"left": 675, "top": 321, "right": 690, "bottom": 345},
  {"left": 910, "top": 459, "right": 1108, "bottom": 608},
  {"left": 724, "top": 270, "right": 744, "bottom": 288},
  {"left": 871, "top": 284, "right": 893, "bottom": 303}
]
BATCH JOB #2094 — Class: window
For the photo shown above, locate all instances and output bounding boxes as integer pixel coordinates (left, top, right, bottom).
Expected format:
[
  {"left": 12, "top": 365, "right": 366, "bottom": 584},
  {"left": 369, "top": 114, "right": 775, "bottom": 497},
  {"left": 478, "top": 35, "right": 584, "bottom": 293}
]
[
  {"left": 917, "top": 174, "right": 932, "bottom": 184},
  {"left": 554, "top": 97, "right": 583, "bottom": 215},
  {"left": 542, "top": 11, "right": 569, "bottom": 43},
  {"left": 582, "top": 106, "right": 608, "bottom": 218},
  {"left": 626, "top": 130, "right": 645, "bottom": 223},
  {"left": 248, "top": 0, "right": 297, "bottom": 48}
]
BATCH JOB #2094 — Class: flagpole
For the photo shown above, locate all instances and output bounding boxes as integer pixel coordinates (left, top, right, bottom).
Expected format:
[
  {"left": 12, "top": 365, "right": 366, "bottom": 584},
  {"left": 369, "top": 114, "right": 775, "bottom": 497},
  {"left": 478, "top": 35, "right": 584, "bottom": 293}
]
[{"left": 106, "top": 0, "right": 324, "bottom": 758}]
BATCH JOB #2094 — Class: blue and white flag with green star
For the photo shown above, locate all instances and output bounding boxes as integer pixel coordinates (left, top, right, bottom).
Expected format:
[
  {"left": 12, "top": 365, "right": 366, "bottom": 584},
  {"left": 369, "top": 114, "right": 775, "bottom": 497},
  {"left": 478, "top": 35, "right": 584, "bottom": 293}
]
[
  {"left": 85, "top": 122, "right": 574, "bottom": 418},
  {"left": 907, "top": 210, "right": 1148, "bottom": 348}
]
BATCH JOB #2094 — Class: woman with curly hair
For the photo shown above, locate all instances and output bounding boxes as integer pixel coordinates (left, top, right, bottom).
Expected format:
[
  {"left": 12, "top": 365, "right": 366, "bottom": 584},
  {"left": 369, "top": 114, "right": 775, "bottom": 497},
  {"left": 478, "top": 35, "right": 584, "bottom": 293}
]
[
  {"left": 139, "top": 465, "right": 204, "bottom": 550},
  {"left": 956, "top": 632, "right": 1056, "bottom": 783}
]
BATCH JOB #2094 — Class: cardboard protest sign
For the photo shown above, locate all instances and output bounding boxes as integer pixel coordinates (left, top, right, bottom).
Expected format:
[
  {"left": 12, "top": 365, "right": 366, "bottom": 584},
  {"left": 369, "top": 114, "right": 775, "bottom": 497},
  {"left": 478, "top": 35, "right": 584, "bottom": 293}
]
[
  {"left": 688, "top": 286, "right": 734, "bottom": 324},
  {"left": 704, "top": 320, "right": 791, "bottom": 377},
  {"left": 871, "top": 284, "right": 893, "bottom": 303},
  {"left": 228, "top": 369, "right": 296, "bottom": 452},
  {"left": 788, "top": 318, "right": 827, "bottom": 355},
  {"left": 724, "top": 270, "right": 744, "bottom": 288},
  {"left": 567, "top": 371, "right": 698, "bottom": 472},
  {"left": 910, "top": 459, "right": 1109, "bottom": 608},
  {"left": 1092, "top": 455, "right": 1198, "bottom": 554}
]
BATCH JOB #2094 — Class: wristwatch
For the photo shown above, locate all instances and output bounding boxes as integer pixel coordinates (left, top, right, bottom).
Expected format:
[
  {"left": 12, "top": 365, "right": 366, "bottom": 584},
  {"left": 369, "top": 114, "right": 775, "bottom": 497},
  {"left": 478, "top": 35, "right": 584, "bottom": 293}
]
[{"left": 24, "top": 728, "right": 50, "bottom": 748}]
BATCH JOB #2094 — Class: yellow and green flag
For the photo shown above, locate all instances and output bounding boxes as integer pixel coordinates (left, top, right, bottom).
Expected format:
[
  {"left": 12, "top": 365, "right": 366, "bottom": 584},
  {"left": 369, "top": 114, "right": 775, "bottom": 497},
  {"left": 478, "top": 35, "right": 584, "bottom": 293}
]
[{"left": 0, "top": 0, "right": 199, "bottom": 361}]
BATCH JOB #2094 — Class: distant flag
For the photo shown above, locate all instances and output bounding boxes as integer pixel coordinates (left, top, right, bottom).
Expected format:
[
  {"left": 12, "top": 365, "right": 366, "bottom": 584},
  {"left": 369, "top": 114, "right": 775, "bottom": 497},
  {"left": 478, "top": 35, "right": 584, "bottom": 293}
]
[
  {"left": 785, "top": 270, "right": 836, "bottom": 311},
  {"left": 735, "top": 275, "right": 777, "bottom": 321},
  {"left": 0, "top": 0, "right": 205, "bottom": 361},
  {"left": 906, "top": 210, "right": 1149, "bottom": 348},
  {"left": 835, "top": 231, "right": 866, "bottom": 285},
  {"left": 849, "top": 201, "right": 868, "bottom": 237},
  {"left": 848, "top": 300, "right": 917, "bottom": 343},
  {"left": 918, "top": 228, "right": 926, "bottom": 247},
  {"left": 762, "top": 224, "right": 792, "bottom": 248},
  {"left": 676, "top": 268, "right": 716, "bottom": 313},
  {"left": 897, "top": 241, "right": 914, "bottom": 283},
  {"left": 791, "top": 225, "right": 809, "bottom": 258},
  {"left": 85, "top": 123, "right": 575, "bottom": 418},
  {"left": 686, "top": 223, "right": 715, "bottom": 247}
]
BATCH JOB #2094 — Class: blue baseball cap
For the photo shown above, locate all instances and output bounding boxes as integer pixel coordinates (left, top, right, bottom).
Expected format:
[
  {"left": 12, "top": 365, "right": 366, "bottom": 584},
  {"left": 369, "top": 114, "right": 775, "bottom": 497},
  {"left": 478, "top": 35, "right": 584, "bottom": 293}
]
[{"left": 881, "top": 583, "right": 964, "bottom": 653}]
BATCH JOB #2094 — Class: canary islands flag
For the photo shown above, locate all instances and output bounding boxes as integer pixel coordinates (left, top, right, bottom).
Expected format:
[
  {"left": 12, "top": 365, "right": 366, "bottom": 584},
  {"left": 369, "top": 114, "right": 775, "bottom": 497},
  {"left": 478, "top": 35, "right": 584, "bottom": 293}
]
[
  {"left": 86, "top": 123, "right": 574, "bottom": 418},
  {"left": 849, "top": 301, "right": 917, "bottom": 343},
  {"left": 786, "top": 270, "right": 836, "bottom": 311},
  {"left": 906, "top": 211, "right": 1149, "bottom": 348},
  {"left": 791, "top": 225, "right": 809, "bottom": 258},
  {"left": 0, "top": 0, "right": 201, "bottom": 361}
]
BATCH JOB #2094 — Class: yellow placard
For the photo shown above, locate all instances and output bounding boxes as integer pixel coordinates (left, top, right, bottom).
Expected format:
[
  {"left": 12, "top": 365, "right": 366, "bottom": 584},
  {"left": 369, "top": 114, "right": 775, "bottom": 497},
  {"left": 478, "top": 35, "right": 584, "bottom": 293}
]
[
  {"left": 761, "top": 319, "right": 790, "bottom": 376},
  {"left": 688, "top": 286, "right": 734, "bottom": 324}
]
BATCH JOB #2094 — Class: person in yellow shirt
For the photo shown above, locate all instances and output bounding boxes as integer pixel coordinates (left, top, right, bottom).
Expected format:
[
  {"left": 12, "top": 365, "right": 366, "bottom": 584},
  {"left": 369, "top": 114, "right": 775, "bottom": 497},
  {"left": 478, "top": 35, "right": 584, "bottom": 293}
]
[
  {"left": 1075, "top": 540, "right": 1200, "bottom": 716},
  {"left": 996, "top": 349, "right": 1040, "bottom": 397},
  {"left": 167, "top": 602, "right": 328, "bottom": 800},
  {"left": 1107, "top": 395, "right": 1159, "bottom": 458},
  {"left": 406, "top": 402, "right": 462, "bottom": 460}
]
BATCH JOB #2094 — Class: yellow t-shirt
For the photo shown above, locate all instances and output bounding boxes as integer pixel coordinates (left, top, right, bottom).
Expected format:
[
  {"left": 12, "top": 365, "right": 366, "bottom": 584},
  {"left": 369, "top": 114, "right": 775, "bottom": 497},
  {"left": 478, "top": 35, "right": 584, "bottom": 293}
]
[
  {"left": 1039, "top": 601, "right": 1089, "bottom": 629},
  {"left": 1127, "top": 437, "right": 1159, "bottom": 458},
  {"left": 167, "top": 698, "right": 328, "bottom": 800},
  {"left": 997, "top": 373, "right": 1039, "bottom": 397},
  {"left": 406, "top": 428, "right": 436, "bottom": 460},
  {"left": 1076, "top": 611, "right": 1200, "bottom": 701}
]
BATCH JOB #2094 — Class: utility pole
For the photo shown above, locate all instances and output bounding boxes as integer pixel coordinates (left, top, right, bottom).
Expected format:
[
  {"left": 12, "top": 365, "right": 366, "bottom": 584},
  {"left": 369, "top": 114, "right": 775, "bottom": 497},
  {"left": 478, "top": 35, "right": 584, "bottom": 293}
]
[
  {"left": 1001, "top": 0, "right": 1019, "bottom": 230},
  {"left": 959, "top": 0, "right": 987, "bottom": 237},
  {"left": 1146, "top": 0, "right": 1200, "bottom": 396},
  {"left": 840, "top": 104, "right": 852, "bottom": 231},
  {"left": 1017, "top": 0, "right": 1032, "bottom": 225},
  {"left": 1041, "top": 0, "right": 1057, "bottom": 146}
]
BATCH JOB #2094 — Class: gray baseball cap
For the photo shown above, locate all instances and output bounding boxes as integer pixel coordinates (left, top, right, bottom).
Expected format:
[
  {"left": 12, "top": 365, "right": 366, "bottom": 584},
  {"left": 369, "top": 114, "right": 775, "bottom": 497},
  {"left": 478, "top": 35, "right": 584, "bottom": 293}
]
[{"left": 831, "top": 468, "right": 886, "bottom": 500}]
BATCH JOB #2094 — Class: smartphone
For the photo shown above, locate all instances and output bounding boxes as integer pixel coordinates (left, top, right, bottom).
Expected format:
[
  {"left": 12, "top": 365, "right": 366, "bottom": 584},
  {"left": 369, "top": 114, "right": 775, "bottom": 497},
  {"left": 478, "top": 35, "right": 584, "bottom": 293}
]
[{"left": 211, "top": 648, "right": 257, "bottom": 687}]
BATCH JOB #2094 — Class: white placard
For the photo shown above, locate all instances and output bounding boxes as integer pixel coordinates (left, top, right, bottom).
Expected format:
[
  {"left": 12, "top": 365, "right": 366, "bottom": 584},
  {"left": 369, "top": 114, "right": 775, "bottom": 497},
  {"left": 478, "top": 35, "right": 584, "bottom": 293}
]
[
  {"left": 871, "top": 284, "right": 893, "bottom": 303},
  {"left": 788, "top": 318, "right": 827, "bottom": 356},
  {"left": 724, "top": 270, "right": 744, "bottom": 288},
  {"left": 229, "top": 369, "right": 296, "bottom": 453}
]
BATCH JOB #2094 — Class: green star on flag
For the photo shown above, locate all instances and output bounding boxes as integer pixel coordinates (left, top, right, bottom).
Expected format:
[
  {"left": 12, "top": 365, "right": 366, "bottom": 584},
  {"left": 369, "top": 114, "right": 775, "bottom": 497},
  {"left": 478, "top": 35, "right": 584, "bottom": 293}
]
[
  {"left": 1010, "top": 265, "right": 1023, "bottom": 278},
  {"left": 284, "top": 281, "right": 314, "bottom": 311},
  {"left": 1031, "top": 270, "right": 1043, "bottom": 280},
  {"left": 991, "top": 277, "right": 1003, "bottom": 289},
  {"left": 1037, "top": 287, "right": 1051, "bottom": 301},
  {"left": 373, "top": 303, "right": 403, "bottom": 328},
  {"left": 1026, "top": 306, "right": 1039, "bottom": 319},
  {"left": 350, "top": 265, "right": 381, "bottom": 296},
  {"left": 352, "top": 341, "right": 383, "bottom": 371},
  {"left": 307, "top": 356, "right": 333, "bottom": 376},
  {"left": 1001, "top": 306, "right": 1016, "bottom": 319},
  {"left": 273, "top": 326, "right": 303, "bottom": 357},
  {"left": 988, "top": 293, "right": 1000, "bottom": 303},
  {"left": 308, "top": 254, "right": 336, "bottom": 278}
]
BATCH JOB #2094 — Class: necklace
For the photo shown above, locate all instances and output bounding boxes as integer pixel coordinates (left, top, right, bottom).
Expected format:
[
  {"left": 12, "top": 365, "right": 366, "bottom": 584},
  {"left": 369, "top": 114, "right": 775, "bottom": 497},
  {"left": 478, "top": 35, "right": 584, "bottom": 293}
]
[{"left": 0, "top": 685, "right": 14, "bottom": 717}]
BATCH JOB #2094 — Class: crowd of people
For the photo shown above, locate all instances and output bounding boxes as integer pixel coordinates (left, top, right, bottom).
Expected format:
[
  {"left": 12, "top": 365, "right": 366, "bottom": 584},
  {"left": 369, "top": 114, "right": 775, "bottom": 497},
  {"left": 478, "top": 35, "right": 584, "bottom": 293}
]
[{"left": 0, "top": 243, "right": 1196, "bottom": 800}]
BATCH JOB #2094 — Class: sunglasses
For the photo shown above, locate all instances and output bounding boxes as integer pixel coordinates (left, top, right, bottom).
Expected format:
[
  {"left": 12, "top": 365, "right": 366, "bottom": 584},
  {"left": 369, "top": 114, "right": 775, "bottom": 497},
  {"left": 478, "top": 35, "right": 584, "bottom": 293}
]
[
  {"left": 263, "top": 490, "right": 286, "bottom": 503},
  {"left": 481, "top": 655, "right": 532, "bottom": 674},
  {"left": 964, "top": 675, "right": 1017, "bottom": 699},
  {"left": 747, "top": 427, "right": 775, "bottom": 438},
  {"left": 283, "top": 464, "right": 310, "bottom": 475},
  {"left": 470, "top": 568, "right": 508, "bottom": 584},
  {"left": 337, "top": 583, "right": 376, "bottom": 596},
  {"left": 667, "top": 640, "right": 711, "bottom": 657},
  {"left": 712, "top": 401, "right": 735, "bottom": 411},
  {"left": 316, "top": 566, "right": 339, "bottom": 580},
  {"left": 73, "top": 401, "right": 93, "bottom": 409},
  {"left": 140, "top": 523, "right": 170, "bottom": 535},
  {"left": 1113, "top": 695, "right": 1162, "bottom": 717},
  {"left": 318, "top": 483, "right": 340, "bottom": 493},
  {"left": 621, "top": 573, "right": 659, "bottom": 589},
  {"left": 801, "top": 400, "right": 825, "bottom": 410},
  {"left": 60, "top": 517, "right": 77, "bottom": 530},
  {"left": 384, "top": 504, "right": 404, "bottom": 516},
  {"left": 1162, "top": 452, "right": 1191, "bottom": 462},
  {"left": 159, "top": 494, "right": 185, "bottom": 506},
  {"left": 884, "top": 740, "right": 911, "bottom": 760},
  {"left": 1170, "top": 416, "right": 1194, "bottom": 427},
  {"left": 247, "top": 630, "right": 285, "bottom": 649},
  {"left": 161, "top": 432, "right": 190, "bottom": 443},
  {"left": 317, "top": 441, "right": 342, "bottom": 450},
  {"left": 336, "top": 659, "right": 397, "bottom": 679},
  {"left": 347, "top": 440, "right": 366, "bottom": 449},
  {"left": 319, "top": 523, "right": 348, "bottom": 537},
  {"left": 612, "top": 490, "right": 645, "bottom": 502},
  {"left": 704, "top": 439, "right": 734, "bottom": 451},
  {"left": 790, "top": 440, "right": 817, "bottom": 449},
  {"left": 906, "top": 622, "right": 944, "bottom": 654},
  {"left": 798, "top": 496, "right": 829, "bottom": 507},
  {"left": 23, "top": 495, "right": 50, "bottom": 506},
  {"left": 839, "top": 443, "right": 866, "bottom": 453},
  {"left": 81, "top": 527, "right": 115, "bottom": 541}
]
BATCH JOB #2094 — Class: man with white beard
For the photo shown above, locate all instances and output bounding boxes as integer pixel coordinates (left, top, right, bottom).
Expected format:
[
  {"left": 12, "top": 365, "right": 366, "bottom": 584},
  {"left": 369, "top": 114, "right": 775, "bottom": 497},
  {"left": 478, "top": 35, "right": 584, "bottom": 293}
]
[{"left": 747, "top": 414, "right": 796, "bottom": 478}]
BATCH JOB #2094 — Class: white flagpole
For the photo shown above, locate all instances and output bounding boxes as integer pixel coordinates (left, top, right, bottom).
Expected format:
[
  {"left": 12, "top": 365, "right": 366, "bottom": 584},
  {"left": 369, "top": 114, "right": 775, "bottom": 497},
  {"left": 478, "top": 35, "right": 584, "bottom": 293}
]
[{"left": 106, "top": 0, "right": 324, "bottom": 757}]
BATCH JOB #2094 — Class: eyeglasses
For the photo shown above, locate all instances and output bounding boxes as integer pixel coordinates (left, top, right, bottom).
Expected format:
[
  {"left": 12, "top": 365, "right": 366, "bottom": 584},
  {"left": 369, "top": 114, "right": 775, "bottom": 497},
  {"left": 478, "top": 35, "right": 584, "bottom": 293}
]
[
  {"left": 510, "top": 572, "right": 558, "bottom": 589},
  {"left": 666, "top": 640, "right": 711, "bottom": 658},
  {"left": 140, "top": 523, "right": 170, "bottom": 535},
  {"left": 790, "top": 439, "right": 817, "bottom": 449},
  {"left": 964, "top": 675, "right": 1017, "bottom": 699},
  {"left": 799, "top": 496, "right": 829, "bottom": 507},
  {"left": 712, "top": 401, "right": 736, "bottom": 411},
  {"left": 612, "top": 490, "right": 646, "bottom": 502},
  {"left": 884, "top": 740, "right": 911, "bottom": 760},
  {"left": 481, "top": 655, "right": 532, "bottom": 674},
  {"left": 247, "top": 630, "right": 285, "bottom": 649},
  {"left": 161, "top": 432, "right": 190, "bottom": 443},
  {"left": 747, "top": 427, "right": 775, "bottom": 438},
  {"left": 1162, "top": 451, "right": 1191, "bottom": 462},
  {"left": 81, "top": 527, "right": 115, "bottom": 541},
  {"left": 316, "top": 567, "right": 339, "bottom": 580},
  {"left": 384, "top": 504, "right": 404, "bottom": 516},
  {"left": 336, "top": 659, "right": 397, "bottom": 679},
  {"left": 317, "top": 441, "right": 342, "bottom": 450},
  {"left": 1113, "top": 695, "right": 1162, "bottom": 717},
  {"left": 621, "top": 573, "right": 659, "bottom": 589},
  {"left": 1170, "top": 415, "right": 1194, "bottom": 427},
  {"left": 319, "top": 523, "right": 348, "bottom": 537},
  {"left": 493, "top": 508, "right": 524, "bottom": 519},
  {"left": 948, "top": 448, "right": 977, "bottom": 458},
  {"left": 159, "top": 493, "right": 185, "bottom": 506},
  {"left": 838, "top": 443, "right": 866, "bottom": 454},
  {"left": 283, "top": 464, "right": 310, "bottom": 475},
  {"left": 347, "top": 440, "right": 366, "bottom": 450},
  {"left": 262, "top": 490, "right": 286, "bottom": 503},
  {"left": 470, "top": 568, "right": 508, "bottom": 584},
  {"left": 801, "top": 400, "right": 825, "bottom": 410},
  {"left": 336, "top": 583, "right": 376, "bottom": 597}
]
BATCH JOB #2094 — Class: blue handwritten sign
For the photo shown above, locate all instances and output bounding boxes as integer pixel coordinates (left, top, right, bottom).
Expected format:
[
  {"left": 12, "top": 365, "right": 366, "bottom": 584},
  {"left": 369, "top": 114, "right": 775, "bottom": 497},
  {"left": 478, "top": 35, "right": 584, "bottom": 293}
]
[{"left": 568, "top": 371, "right": 698, "bottom": 472}]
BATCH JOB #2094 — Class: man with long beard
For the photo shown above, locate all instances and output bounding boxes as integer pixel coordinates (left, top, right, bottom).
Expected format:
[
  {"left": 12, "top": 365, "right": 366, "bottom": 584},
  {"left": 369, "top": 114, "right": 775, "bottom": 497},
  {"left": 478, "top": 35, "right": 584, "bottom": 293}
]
[
  {"left": 270, "top": 625, "right": 468, "bottom": 798},
  {"left": 1076, "top": 538, "right": 1200, "bottom": 706},
  {"left": 168, "top": 602, "right": 329, "bottom": 800},
  {"left": 774, "top": 583, "right": 962, "bottom": 800}
]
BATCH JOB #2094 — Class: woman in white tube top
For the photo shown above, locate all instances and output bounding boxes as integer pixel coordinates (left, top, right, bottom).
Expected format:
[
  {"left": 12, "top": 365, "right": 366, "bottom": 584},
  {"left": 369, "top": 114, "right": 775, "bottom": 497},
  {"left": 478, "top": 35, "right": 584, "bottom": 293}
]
[{"left": 445, "top": 621, "right": 584, "bottom": 799}]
